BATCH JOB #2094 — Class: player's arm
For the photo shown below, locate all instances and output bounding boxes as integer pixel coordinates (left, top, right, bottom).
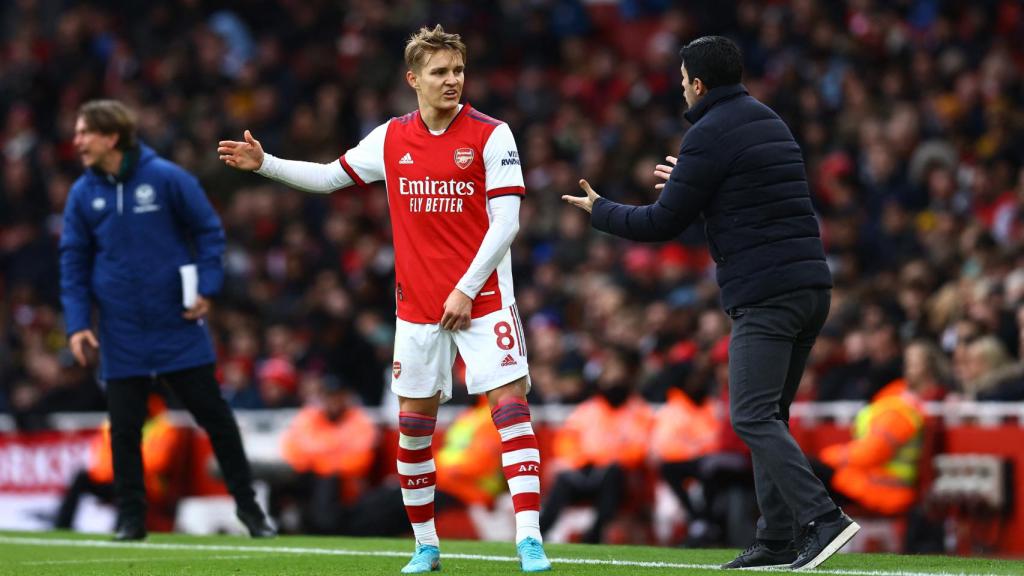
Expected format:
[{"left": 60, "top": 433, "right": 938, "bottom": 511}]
[
  {"left": 218, "top": 124, "right": 387, "bottom": 192},
  {"left": 454, "top": 195, "right": 520, "bottom": 299},
  {"left": 441, "top": 123, "right": 525, "bottom": 331},
  {"left": 565, "top": 125, "right": 723, "bottom": 241},
  {"left": 441, "top": 197, "right": 520, "bottom": 331}
]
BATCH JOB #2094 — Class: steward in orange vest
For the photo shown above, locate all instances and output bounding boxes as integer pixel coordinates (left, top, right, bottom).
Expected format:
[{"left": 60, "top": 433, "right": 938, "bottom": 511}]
[
  {"left": 539, "top": 347, "right": 653, "bottom": 543},
  {"left": 817, "top": 379, "right": 925, "bottom": 515},
  {"left": 435, "top": 397, "right": 505, "bottom": 507},
  {"left": 279, "top": 375, "right": 378, "bottom": 533}
]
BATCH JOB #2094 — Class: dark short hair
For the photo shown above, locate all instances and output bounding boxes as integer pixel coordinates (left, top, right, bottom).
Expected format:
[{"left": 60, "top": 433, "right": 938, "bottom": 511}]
[
  {"left": 679, "top": 36, "right": 743, "bottom": 89},
  {"left": 77, "top": 99, "right": 138, "bottom": 151}
]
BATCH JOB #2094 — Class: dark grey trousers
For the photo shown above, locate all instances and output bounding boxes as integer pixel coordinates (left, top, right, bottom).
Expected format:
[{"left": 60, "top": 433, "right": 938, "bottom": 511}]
[{"left": 727, "top": 288, "right": 836, "bottom": 541}]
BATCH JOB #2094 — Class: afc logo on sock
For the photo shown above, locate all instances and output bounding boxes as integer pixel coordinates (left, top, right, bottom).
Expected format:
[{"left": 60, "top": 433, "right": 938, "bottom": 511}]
[
  {"left": 518, "top": 464, "right": 539, "bottom": 473},
  {"left": 406, "top": 476, "right": 432, "bottom": 487}
]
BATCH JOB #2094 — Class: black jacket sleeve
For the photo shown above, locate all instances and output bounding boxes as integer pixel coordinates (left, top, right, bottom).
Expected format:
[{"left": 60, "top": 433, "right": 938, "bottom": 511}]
[{"left": 591, "top": 125, "right": 723, "bottom": 242}]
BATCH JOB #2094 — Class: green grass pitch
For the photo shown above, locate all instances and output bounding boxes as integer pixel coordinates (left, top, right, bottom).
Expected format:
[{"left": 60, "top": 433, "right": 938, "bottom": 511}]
[{"left": 1, "top": 530, "right": 1022, "bottom": 575}]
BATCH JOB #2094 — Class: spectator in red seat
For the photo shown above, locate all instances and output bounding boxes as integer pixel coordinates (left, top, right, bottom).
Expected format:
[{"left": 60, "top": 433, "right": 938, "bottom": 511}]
[
  {"left": 257, "top": 357, "right": 300, "bottom": 409},
  {"left": 961, "top": 335, "right": 1024, "bottom": 401},
  {"left": 539, "top": 346, "right": 653, "bottom": 543},
  {"left": 902, "top": 341, "right": 952, "bottom": 402}
]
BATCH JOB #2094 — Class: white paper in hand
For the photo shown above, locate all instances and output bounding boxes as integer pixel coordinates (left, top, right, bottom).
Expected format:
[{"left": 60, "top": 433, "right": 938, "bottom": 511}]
[{"left": 179, "top": 264, "right": 198, "bottom": 309}]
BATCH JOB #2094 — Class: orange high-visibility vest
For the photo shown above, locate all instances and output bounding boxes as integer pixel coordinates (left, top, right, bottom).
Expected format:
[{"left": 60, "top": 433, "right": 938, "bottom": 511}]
[
  {"left": 820, "top": 380, "right": 924, "bottom": 515},
  {"left": 553, "top": 395, "right": 653, "bottom": 469},
  {"left": 652, "top": 388, "right": 722, "bottom": 463},
  {"left": 435, "top": 402, "right": 505, "bottom": 506},
  {"left": 87, "top": 415, "right": 184, "bottom": 500},
  {"left": 281, "top": 405, "right": 378, "bottom": 503}
]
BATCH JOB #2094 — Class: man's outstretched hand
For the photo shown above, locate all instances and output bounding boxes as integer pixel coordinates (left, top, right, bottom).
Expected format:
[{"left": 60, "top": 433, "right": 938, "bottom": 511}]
[
  {"left": 654, "top": 155, "right": 677, "bottom": 190},
  {"left": 562, "top": 179, "right": 602, "bottom": 214},
  {"left": 218, "top": 130, "right": 265, "bottom": 171}
]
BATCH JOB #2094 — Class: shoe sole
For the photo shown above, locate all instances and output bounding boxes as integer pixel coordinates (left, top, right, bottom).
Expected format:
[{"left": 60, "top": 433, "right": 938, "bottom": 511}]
[
  {"left": 733, "top": 563, "right": 793, "bottom": 570},
  {"left": 400, "top": 564, "right": 440, "bottom": 574},
  {"left": 794, "top": 521, "right": 861, "bottom": 571},
  {"left": 399, "top": 565, "right": 440, "bottom": 574}
]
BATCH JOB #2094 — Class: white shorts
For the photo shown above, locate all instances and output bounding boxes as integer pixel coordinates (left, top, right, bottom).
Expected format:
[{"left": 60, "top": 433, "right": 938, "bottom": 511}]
[{"left": 391, "top": 304, "right": 530, "bottom": 403}]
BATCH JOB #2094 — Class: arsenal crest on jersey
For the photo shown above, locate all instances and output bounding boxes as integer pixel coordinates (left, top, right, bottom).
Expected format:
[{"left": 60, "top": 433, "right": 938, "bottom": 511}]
[
  {"left": 454, "top": 147, "right": 474, "bottom": 169},
  {"left": 393, "top": 361, "right": 402, "bottom": 379}
]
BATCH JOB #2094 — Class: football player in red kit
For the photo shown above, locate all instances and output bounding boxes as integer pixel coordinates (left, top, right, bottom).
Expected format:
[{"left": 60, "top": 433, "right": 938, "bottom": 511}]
[{"left": 218, "top": 25, "right": 550, "bottom": 574}]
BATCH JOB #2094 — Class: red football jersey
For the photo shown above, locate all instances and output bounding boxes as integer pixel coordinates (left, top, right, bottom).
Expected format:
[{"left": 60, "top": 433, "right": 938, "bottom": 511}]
[{"left": 339, "top": 104, "right": 525, "bottom": 324}]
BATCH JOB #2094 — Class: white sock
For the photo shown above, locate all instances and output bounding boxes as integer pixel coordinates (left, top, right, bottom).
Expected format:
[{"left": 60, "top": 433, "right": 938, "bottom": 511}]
[
  {"left": 412, "top": 519, "right": 439, "bottom": 548},
  {"left": 516, "top": 510, "right": 542, "bottom": 544}
]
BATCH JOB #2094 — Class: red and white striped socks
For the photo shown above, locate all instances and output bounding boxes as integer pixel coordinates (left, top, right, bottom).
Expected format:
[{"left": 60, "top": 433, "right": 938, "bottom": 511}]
[
  {"left": 491, "top": 397, "right": 543, "bottom": 544},
  {"left": 398, "top": 411, "right": 438, "bottom": 547}
]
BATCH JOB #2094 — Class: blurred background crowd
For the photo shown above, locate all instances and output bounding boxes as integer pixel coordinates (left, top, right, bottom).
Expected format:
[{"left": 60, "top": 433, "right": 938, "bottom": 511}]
[
  {"left": 3, "top": 0, "right": 1023, "bottom": 417},
  {"left": 1, "top": 0, "right": 1023, "bottom": 547}
]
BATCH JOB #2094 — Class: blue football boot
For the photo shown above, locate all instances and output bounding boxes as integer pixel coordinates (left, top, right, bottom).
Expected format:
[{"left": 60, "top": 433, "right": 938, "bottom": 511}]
[
  {"left": 517, "top": 537, "right": 551, "bottom": 572},
  {"left": 401, "top": 544, "right": 440, "bottom": 573}
]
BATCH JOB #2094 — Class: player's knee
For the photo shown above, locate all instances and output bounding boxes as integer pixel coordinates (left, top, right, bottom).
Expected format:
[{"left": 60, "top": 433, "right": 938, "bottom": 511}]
[
  {"left": 486, "top": 377, "right": 529, "bottom": 407},
  {"left": 398, "top": 392, "right": 441, "bottom": 416}
]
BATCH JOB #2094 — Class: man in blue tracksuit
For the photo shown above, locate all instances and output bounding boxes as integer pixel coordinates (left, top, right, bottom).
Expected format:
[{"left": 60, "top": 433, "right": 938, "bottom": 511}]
[
  {"left": 563, "top": 37, "right": 859, "bottom": 570},
  {"left": 60, "top": 99, "right": 273, "bottom": 541}
]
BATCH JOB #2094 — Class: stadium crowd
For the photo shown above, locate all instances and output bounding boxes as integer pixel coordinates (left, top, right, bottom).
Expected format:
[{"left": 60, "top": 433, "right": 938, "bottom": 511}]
[{"left": 1, "top": 0, "right": 1023, "bottom": 543}]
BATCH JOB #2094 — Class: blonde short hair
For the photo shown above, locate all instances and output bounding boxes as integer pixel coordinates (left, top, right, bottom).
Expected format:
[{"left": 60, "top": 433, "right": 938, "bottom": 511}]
[{"left": 404, "top": 24, "right": 466, "bottom": 72}]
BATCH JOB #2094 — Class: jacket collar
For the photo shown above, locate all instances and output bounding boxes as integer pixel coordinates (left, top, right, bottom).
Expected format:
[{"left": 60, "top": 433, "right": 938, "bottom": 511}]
[
  {"left": 89, "top": 144, "right": 154, "bottom": 183},
  {"left": 684, "top": 83, "right": 748, "bottom": 124}
]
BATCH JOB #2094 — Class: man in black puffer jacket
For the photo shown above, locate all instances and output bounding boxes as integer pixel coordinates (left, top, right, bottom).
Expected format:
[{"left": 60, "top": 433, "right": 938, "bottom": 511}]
[{"left": 563, "top": 36, "right": 858, "bottom": 571}]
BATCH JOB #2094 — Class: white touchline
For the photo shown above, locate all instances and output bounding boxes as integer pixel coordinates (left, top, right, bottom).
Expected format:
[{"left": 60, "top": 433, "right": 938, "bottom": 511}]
[
  {"left": 0, "top": 536, "right": 1007, "bottom": 576},
  {"left": 19, "top": 554, "right": 258, "bottom": 566}
]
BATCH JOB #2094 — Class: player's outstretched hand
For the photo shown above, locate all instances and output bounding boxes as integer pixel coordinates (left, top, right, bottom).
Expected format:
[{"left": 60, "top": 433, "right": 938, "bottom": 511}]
[
  {"left": 441, "top": 289, "right": 473, "bottom": 331},
  {"left": 562, "top": 179, "right": 601, "bottom": 214},
  {"left": 654, "top": 155, "right": 677, "bottom": 190},
  {"left": 217, "top": 130, "right": 265, "bottom": 171}
]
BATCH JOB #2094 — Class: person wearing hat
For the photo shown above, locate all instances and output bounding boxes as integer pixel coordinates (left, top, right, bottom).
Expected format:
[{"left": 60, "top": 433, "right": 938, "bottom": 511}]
[{"left": 256, "top": 357, "right": 301, "bottom": 409}]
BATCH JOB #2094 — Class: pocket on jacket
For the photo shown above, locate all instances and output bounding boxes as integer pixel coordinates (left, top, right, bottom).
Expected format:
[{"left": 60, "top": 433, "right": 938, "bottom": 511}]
[{"left": 727, "top": 307, "right": 748, "bottom": 319}]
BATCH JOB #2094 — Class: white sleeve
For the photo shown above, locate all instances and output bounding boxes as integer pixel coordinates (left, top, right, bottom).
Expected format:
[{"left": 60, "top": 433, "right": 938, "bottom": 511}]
[
  {"left": 339, "top": 120, "right": 389, "bottom": 185},
  {"left": 254, "top": 120, "right": 389, "bottom": 192},
  {"left": 255, "top": 155, "right": 352, "bottom": 193},
  {"left": 455, "top": 195, "right": 520, "bottom": 299},
  {"left": 482, "top": 123, "right": 525, "bottom": 198}
]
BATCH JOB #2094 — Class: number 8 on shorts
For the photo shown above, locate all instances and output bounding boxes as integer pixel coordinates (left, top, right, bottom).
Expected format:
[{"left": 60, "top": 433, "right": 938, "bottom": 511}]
[{"left": 392, "top": 304, "right": 530, "bottom": 403}]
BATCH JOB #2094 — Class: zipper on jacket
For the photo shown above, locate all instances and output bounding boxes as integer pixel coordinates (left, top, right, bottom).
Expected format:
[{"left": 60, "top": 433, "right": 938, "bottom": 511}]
[
  {"left": 117, "top": 182, "right": 123, "bottom": 214},
  {"left": 704, "top": 221, "right": 726, "bottom": 264}
]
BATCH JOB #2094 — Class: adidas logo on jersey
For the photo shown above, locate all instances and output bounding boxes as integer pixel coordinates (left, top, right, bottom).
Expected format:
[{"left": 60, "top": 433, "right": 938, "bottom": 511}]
[
  {"left": 501, "top": 354, "right": 518, "bottom": 367},
  {"left": 399, "top": 152, "right": 414, "bottom": 164}
]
